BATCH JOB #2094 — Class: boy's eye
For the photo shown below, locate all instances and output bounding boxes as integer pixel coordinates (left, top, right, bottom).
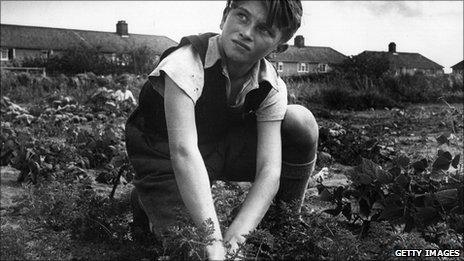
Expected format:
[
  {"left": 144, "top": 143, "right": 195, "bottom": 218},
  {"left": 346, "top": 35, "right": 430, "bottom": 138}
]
[
  {"left": 258, "top": 26, "right": 272, "bottom": 36},
  {"left": 236, "top": 12, "right": 247, "bottom": 22}
]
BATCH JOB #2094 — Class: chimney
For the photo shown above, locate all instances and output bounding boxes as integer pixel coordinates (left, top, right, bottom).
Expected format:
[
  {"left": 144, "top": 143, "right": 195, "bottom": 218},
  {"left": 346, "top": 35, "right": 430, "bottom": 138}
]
[
  {"left": 116, "top": 20, "right": 128, "bottom": 36},
  {"left": 388, "top": 42, "right": 396, "bottom": 53},
  {"left": 294, "top": 35, "right": 305, "bottom": 48}
]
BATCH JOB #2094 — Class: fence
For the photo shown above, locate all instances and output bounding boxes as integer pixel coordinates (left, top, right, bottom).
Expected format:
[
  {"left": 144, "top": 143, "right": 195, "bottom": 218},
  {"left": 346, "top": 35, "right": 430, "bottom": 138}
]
[{"left": 0, "top": 67, "right": 46, "bottom": 77}]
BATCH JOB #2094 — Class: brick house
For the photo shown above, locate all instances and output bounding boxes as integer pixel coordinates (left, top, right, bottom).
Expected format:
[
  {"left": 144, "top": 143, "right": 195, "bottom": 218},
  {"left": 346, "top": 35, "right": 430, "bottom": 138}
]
[
  {"left": 451, "top": 60, "right": 463, "bottom": 76},
  {"left": 356, "top": 42, "right": 444, "bottom": 76},
  {"left": 0, "top": 21, "right": 177, "bottom": 66},
  {"left": 267, "top": 35, "right": 347, "bottom": 77}
]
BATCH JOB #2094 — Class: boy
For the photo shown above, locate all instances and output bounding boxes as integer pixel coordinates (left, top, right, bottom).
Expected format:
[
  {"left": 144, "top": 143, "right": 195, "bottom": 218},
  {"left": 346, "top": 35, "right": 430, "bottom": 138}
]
[
  {"left": 125, "top": 0, "right": 318, "bottom": 259},
  {"left": 114, "top": 75, "right": 137, "bottom": 105}
]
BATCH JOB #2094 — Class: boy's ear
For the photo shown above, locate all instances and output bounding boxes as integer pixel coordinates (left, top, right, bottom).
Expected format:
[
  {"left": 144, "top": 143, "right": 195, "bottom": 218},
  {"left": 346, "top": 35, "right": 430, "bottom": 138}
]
[{"left": 275, "top": 44, "right": 289, "bottom": 53}]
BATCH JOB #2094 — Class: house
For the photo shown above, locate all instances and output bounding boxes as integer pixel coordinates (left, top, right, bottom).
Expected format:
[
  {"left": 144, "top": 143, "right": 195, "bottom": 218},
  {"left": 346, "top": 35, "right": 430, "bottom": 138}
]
[
  {"left": 451, "top": 60, "right": 463, "bottom": 76},
  {"left": 356, "top": 42, "right": 444, "bottom": 76},
  {"left": 0, "top": 21, "right": 177, "bottom": 66},
  {"left": 267, "top": 35, "right": 347, "bottom": 77}
]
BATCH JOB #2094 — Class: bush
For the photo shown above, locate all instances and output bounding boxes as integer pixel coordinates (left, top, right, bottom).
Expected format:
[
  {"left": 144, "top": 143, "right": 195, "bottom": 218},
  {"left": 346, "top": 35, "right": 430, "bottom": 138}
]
[
  {"left": 320, "top": 86, "right": 399, "bottom": 110},
  {"left": 380, "top": 74, "right": 442, "bottom": 103},
  {"left": 16, "top": 72, "right": 33, "bottom": 86},
  {"left": 286, "top": 71, "right": 461, "bottom": 110},
  {"left": 1, "top": 72, "right": 144, "bottom": 105},
  {"left": 320, "top": 86, "right": 355, "bottom": 109},
  {"left": 21, "top": 45, "right": 158, "bottom": 76},
  {"left": 1, "top": 70, "right": 20, "bottom": 92},
  {"left": 357, "top": 91, "right": 399, "bottom": 109}
]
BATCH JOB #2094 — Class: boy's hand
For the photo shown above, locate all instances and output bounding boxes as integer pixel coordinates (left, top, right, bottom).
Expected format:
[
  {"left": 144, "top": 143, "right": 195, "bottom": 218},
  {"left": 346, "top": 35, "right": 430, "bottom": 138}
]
[
  {"left": 224, "top": 232, "right": 246, "bottom": 259},
  {"left": 206, "top": 240, "right": 226, "bottom": 260}
]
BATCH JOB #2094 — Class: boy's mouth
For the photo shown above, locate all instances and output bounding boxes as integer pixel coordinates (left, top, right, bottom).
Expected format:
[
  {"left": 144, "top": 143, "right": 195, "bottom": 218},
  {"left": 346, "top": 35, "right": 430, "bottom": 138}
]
[{"left": 232, "top": 39, "right": 251, "bottom": 51}]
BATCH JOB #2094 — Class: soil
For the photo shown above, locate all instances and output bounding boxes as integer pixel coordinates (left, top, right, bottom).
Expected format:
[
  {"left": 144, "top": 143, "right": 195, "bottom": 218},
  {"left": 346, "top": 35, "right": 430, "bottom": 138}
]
[
  {"left": 316, "top": 103, "right": 463, "bottom": 158},
  {"left": 1, "top": 102, "right": 463, "bottom": 259}
]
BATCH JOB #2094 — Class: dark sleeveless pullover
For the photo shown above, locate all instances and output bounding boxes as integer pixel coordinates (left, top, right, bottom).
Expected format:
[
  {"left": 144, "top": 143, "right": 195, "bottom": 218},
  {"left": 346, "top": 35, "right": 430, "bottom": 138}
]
[{"left": 127, "top": 33, "right": 273, "bottom": 145}]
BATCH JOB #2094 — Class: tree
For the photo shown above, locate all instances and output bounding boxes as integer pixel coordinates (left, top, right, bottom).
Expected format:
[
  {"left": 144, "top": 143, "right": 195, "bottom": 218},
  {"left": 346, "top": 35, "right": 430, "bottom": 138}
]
[
  {"left": 129, "top": 45, "right": 159, "bottom": 75},
  {"left": 338, "top": 54, "right": 390, "bottom": 79}
]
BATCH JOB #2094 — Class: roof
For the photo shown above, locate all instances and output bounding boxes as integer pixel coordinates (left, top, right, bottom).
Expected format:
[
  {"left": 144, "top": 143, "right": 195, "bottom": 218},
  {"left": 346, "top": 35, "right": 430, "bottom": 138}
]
[
  {"left": 270, "top": 45, "right": 347, "bottom": 64},
  {"left": 357, "top": 51, "right": 443, "bottom": 70},
  {"left": 451, "top": 60, "right": 463, "bottom": 70},
  {"left": 0, "top": 23, "right": 177, "bottom": 54}
]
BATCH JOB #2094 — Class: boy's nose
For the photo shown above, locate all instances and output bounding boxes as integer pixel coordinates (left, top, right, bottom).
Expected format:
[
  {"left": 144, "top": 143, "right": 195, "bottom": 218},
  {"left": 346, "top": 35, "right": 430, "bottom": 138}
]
[{"left": 239, "top": 25, "right": 253, "bottom": 42}]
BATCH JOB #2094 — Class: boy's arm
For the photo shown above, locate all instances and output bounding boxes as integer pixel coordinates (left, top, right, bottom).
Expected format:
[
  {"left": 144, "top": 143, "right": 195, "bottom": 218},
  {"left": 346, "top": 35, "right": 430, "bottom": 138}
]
[
  {"left": 127, "top": 90, "right": 137, "bottom": 105},
  {"left": 224, "top": 120, "right": 282, "bottom": 250},
  {"left": 164, "top": 75, "right": 225, "bottom": 259}
]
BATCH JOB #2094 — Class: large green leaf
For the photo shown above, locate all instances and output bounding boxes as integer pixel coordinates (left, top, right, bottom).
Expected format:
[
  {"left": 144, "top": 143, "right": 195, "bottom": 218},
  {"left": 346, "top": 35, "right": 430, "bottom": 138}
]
[
  {"left": 412, "top": 158, "right": 428, "bottom": 173},
  {"left": 413, "top": 207, "right": 440, "bottom": 227},
  {"left": 451, "top": 154, "right": 461, "bottom": 168},
  {"left": 432, "top": 151, "right": 452, "bottom": 170},
  {"left": 359, "top": 198, "right": 371, "bottom": 218},
  {"left": 323, "top": 204, "right": 342, "bottom": 216},
  {"left": 376, "top": 169, "right": 393, "bottom": 184},
  {"left": 394, "top": 155, "right": 410, "bottom": 167},
  {"left": 319, "top": 188, "right": 333, "bottom": 202},
  {"left": 437, "top": 150, "right": 452, "bottom": 160},
  {"left": 378, "top": 206, "right": 403, "bottom": 220},
  {"left": 435, "top": 189, "right": 458, "bottom": 209},
  {"left": 388, "top": 167, "right": 401, "bottom": 178},
  {"left": 394, "top": 174, "right": 410, "bottom": 189},
  {"left": 436, "top": 133, "right": 450, "bottom": 145},
  {"left": 352, "top": 158, "right": 391, "bottom": 185}
]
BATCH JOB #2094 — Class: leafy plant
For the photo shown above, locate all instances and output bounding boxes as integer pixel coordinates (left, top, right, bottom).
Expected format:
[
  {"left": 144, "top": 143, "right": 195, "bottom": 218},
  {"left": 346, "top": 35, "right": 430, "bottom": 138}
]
[{"left": 318, "top": 149, "right": 463, "bottom": 236}]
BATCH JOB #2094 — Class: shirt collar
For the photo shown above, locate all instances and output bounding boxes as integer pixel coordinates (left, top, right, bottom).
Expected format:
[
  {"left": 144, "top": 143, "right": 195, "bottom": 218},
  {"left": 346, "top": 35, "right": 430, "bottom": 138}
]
[{"left": 204, "top": 35, "right": 279, "bottom": 91}]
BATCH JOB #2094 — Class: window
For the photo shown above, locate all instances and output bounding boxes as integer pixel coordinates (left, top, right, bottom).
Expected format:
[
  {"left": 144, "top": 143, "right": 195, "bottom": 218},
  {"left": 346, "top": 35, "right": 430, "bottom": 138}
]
[
  {"left": 40, "top": 50, "right": 49, "bottom": 58},
  {"left": 318, "top": 64, "right": 327, "bottom": 72},
  {"left": 297, "top": 62, "right": 308, "bottom": 72},
  {"left": 1, "top": 49, "right": 8, "bottom": 61},
  {"left": 277, "top": 62, "right": 283, "bottom": 72}
]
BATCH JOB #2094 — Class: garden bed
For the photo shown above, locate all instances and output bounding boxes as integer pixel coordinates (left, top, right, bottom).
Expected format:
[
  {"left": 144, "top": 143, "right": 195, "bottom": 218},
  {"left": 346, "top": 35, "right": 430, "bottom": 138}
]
[{"left": 1, "top": 84, "right": 463, "bottom": 259}]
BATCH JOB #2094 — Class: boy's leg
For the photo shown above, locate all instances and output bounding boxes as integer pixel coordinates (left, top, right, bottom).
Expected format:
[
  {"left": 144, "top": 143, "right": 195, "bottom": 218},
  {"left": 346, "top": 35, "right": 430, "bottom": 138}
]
[
  {"left": 133, "top": 179, "right": 187, "bottom": 236},
  {"left": 130, "top": 188, "right": 150, "bottom": 234},
  {"left": 127, "top": 117, "right": 227, "bottom": 237},
  {"left": 220, "top": 104, "right": 319, "bottom": 210},
  {"left": 275, "top": 104, "right": 319, "bottom": 213},
  {"left": 132, "top": 142, "right": 226, "bottom": 235},
  {"left": 126, "top": 116, "right": 187, "bottom": 237}
]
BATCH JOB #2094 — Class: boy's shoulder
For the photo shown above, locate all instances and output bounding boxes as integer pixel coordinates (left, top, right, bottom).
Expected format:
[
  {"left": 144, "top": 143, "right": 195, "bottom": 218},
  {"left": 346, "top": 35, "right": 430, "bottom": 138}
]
[
  {"left": 147, "top": 36, "right": 210, "bottom": 103},
  {"left": 159, "top": 33, "right": 218, "bottom": 66},
  {"left": 259, "top": 57, "right": 286, "bottom": 91}
]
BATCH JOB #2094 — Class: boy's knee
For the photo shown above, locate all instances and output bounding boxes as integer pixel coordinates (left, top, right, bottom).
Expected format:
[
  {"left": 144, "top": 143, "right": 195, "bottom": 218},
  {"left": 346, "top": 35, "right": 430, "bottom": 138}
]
[
  {"left": 282, "top": 105, "right": 318, "bottom": 144},
  {"left": 282, "top": 105, "right": 319, "bottom": 162}
]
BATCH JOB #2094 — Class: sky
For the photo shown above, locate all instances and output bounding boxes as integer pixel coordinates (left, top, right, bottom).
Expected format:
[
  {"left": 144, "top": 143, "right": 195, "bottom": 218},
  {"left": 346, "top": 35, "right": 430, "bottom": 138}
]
[{"left": 1, "top": 1, "right": 463, "bottom": 73}]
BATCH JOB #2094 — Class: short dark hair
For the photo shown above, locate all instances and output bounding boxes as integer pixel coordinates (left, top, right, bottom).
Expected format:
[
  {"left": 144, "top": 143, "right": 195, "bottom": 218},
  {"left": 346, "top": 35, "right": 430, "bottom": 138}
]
[
  {"left": 225, "top": 0, "right": 302, "bottom": 43},
  {"left": 115, "top": 74, "right": 130, "bottom": 85}
]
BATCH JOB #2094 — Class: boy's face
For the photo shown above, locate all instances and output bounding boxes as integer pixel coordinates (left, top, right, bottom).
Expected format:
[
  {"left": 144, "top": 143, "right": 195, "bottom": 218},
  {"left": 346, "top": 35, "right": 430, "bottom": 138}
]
[{"left": 220, "top": 1, "right": 283, "bottom": 66}]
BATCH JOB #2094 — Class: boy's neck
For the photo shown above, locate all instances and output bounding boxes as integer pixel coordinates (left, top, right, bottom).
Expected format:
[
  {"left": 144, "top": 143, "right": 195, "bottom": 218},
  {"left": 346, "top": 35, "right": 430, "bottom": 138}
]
[
  {"left": 226, "top": 60, "right": 254, "bottom": 81},
  {"left": 218, "top": 36, "right": 255, "bottom": 81}
]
